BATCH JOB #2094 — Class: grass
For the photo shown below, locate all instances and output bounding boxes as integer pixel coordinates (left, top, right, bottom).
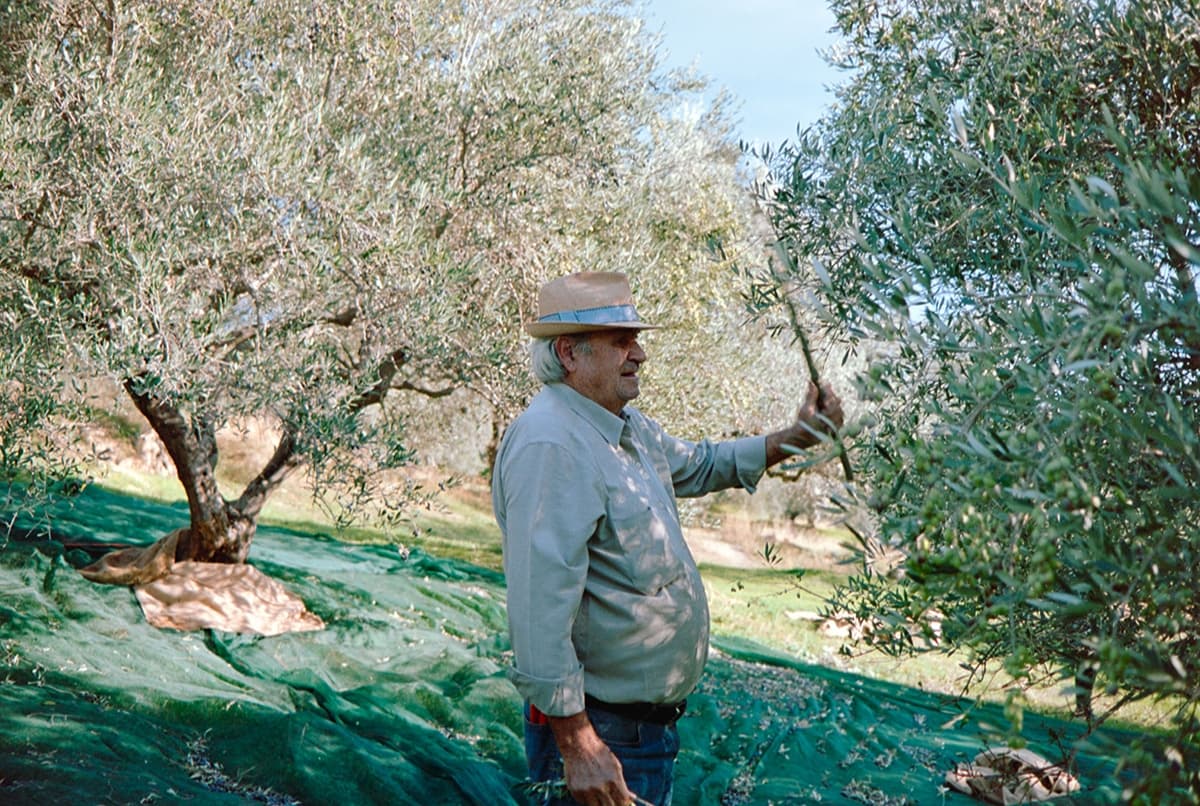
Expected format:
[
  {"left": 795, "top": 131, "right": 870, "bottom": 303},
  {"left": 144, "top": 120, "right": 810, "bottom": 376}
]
[
  {"left": 98, "top": 461, "right": 507, "bottom": 568},
  {"left": 703, "top": 564, "right": 839, "bottom": 657},
  {"left": 100, "top": 463, "right": 193, "bottom": 503},
  {"left": 702, "top": 561, "right": 998, "bottom": 704},
  {"left": 702, "top": 559, "right": 1177, "bottom": 733}
]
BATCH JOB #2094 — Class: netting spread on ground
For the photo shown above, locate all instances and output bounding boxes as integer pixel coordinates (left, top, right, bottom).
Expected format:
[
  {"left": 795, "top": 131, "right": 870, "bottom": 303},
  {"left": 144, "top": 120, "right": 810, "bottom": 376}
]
[{"left": 1, "top": 486, "right": 1138, "bottom": 805}]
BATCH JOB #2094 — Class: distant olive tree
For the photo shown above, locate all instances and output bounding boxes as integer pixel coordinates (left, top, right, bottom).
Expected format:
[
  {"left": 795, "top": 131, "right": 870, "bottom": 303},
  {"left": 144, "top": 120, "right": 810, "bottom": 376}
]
[
  {"left": 758, "top": 0, "right": 1199, "bottom": 799},
  {"left": 0, "top": 0, "right": 757, "bottom": 561}
]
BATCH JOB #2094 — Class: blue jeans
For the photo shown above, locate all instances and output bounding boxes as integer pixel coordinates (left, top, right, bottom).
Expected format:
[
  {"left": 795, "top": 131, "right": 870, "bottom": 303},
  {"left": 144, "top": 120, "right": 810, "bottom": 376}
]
[{"left": 523, "top": 702, "right": 680, "bottom": 806}]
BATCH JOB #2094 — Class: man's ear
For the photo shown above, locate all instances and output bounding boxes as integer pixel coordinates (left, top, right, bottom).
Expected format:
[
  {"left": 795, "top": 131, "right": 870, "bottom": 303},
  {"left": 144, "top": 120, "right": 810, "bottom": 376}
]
[{"left": 554, "top": 336, "right": 577, "bottom": 372}]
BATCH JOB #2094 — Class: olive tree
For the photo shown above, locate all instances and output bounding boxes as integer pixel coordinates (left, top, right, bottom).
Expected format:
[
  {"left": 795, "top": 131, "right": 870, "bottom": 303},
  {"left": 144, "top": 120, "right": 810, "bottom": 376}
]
[
  {"left": 0, "top": 289, "right": 84, "bottom": 535},
  {"left": 1, "top": 0, "right": 756, "bottom": 562},
  {"left": 757, "top": 0, "right": 1199, "bottom": 798}
]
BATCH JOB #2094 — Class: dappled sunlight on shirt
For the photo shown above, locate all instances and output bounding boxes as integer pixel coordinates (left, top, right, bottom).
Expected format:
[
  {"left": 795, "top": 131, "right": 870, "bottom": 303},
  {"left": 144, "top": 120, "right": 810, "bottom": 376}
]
[{"left": 494, "top": 382, "right": 767, "bottom": 712}]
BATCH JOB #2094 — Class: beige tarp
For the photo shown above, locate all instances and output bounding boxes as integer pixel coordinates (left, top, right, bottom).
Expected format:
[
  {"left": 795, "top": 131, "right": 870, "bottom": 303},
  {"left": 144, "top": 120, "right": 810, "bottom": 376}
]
[
  {"left": 945, "top": 746, "right": 1081, "bottom": 804},
  {"left": 80, "top": 530, "right": 324, "bottom": 636}
]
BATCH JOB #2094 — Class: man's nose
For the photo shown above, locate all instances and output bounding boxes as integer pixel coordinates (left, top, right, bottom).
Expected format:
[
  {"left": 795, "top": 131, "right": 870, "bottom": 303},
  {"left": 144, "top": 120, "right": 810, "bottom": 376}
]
[{"left": 629, "top": 342, "right": 646, "bottom": 363}]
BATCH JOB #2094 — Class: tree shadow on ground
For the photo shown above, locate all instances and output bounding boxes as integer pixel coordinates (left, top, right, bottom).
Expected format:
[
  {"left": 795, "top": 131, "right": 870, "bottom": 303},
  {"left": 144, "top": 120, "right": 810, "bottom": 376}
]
[{"left": 1, "top": 486, "right": 1146, "bottom": 805}]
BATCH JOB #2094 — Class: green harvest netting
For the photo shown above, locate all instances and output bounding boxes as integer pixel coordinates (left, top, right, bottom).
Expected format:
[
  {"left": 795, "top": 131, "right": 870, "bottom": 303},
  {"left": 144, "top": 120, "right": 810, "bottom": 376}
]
[{"left": 0, "top": 485, "right": 1144, "bottom": 805}]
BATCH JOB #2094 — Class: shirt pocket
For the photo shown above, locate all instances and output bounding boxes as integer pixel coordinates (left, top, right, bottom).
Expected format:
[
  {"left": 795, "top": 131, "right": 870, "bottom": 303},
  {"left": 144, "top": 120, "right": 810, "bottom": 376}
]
[{"left": 607, "top": 504, "right": 685, "bottom": 595}]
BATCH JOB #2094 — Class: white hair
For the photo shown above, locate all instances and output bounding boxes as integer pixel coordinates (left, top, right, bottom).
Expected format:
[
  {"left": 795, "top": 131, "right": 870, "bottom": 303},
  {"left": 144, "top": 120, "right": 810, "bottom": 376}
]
[{"left": 528, "top": 335, "right": 592, "bottom": 384}]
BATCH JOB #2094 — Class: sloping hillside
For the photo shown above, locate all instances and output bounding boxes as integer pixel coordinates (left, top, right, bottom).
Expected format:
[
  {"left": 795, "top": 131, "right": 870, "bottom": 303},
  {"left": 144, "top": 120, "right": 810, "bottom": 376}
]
[{"left": 1, "top": 485, "right": 1139, "bottom": 804}]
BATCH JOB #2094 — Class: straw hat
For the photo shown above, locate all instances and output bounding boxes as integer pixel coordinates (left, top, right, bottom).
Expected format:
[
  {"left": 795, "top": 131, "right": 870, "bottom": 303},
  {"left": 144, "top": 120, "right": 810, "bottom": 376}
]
[{"left": 526, "top": 272, "right": 658, "bottom": 337}]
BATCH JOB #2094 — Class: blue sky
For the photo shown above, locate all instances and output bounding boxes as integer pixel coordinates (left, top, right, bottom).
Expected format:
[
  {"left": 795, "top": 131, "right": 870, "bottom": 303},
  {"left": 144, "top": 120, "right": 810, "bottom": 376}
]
[{"left": 644, "top": 0, "right": 842, "bottom": 148}]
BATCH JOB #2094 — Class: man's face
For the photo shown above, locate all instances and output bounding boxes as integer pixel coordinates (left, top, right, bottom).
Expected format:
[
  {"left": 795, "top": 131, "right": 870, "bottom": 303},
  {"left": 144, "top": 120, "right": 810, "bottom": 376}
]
[{"left": 560, "top": 329, "right": 647, "bottom": 415}]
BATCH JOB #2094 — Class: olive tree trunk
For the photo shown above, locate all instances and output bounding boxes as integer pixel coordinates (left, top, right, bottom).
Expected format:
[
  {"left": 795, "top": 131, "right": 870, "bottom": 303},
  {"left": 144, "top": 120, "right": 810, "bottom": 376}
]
[{"left": 123, "top": 377, "right": 301, "bottom": 563}]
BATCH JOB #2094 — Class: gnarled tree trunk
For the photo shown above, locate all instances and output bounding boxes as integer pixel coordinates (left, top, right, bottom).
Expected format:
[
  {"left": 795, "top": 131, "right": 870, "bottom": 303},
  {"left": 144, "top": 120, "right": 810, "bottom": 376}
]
[{"left": 123, "top": 377, "right": 301, "bottom": 563}]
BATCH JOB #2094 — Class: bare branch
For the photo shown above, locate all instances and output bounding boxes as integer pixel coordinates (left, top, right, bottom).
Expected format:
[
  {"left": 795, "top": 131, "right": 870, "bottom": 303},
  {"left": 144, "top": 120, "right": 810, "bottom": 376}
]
[
  {"left": 393, "top": 379, "right": 456, "bottom": 398},
  {"left": 348, "top": 348, "right": 408, "bottom": 412},
  {"left": 21, "top": 191, "right": 50, "bottom": 248},
  {"left": 234, "top": 429, "right": 302, "bottom": 519}
]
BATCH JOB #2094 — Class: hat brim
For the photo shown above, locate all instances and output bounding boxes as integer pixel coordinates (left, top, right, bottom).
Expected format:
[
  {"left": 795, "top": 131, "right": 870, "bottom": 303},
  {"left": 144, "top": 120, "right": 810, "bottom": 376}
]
[{"left": 526, "top": 320, "right": 659, "bottom": 338}]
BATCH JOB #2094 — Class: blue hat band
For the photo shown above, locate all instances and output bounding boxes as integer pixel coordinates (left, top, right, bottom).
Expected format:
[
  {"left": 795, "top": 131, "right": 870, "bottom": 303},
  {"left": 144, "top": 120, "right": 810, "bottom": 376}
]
[{"left": 537, "top": 304, "right": 642, "bottom": 326}]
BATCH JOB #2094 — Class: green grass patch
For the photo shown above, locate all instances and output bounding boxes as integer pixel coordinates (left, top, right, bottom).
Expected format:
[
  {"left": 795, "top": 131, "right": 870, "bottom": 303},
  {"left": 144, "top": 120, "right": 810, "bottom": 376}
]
[
  {"left": 259, "top": 486, "right": 505, "bottom": 571},
  {"left": 100, "top": 465, "right": 188, "bottom": 503}
]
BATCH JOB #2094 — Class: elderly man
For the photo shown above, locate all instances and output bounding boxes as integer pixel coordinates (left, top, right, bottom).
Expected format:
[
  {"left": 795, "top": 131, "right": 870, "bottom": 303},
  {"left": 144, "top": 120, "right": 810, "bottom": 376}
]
[{"left": 492, "top": 272, "right": 843, "bottom": 806}]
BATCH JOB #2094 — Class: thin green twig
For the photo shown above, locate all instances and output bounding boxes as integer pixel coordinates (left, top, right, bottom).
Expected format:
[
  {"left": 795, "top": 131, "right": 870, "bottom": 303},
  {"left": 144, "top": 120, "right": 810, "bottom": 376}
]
[{"left": 772, "top": 243, "right": 854, "bottom": 481}]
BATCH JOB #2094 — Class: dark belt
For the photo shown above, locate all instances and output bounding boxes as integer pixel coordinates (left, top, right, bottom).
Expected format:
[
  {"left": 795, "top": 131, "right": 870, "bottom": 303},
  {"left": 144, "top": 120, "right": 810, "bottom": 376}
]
[{"left": 585, "top": 694, "right": 687, "bottom": 725}]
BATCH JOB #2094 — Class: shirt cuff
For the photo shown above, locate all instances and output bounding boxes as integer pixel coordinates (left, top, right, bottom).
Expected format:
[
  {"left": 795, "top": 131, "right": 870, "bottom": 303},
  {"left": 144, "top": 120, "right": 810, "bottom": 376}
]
[
  {"left": 734, "top": 436, "right": 768, "bottom": 493},
  {"left": 508, "top": 665, "right": 587, "bottom": 717}
]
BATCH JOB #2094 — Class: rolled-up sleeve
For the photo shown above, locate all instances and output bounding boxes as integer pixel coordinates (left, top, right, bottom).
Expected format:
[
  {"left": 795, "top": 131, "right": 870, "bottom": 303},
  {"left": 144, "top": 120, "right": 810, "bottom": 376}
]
[{"left": 497, "top": 439, "right": 603, "bottom": 716}]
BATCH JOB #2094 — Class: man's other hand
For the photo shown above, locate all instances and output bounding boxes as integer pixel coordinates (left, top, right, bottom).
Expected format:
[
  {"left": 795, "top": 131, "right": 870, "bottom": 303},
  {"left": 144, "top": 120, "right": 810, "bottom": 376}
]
[
  {"left": 765, "top": 381, "right": 846, "bottom": 466},
  {"left": 549, "top": 712, "right": 635, "bottom": 805},
  {"left": 799, "top": 381, "right": 844, "bottom": 440}
]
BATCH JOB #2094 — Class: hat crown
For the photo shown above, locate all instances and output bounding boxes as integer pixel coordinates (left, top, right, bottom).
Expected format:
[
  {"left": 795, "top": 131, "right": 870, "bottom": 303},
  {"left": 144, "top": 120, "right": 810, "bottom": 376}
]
[
  {"left": 540, "top": 271, "right": 633, "bottom": 315},
  {"left": 526, "top": 272, "right": 656, "bottom": 337}
]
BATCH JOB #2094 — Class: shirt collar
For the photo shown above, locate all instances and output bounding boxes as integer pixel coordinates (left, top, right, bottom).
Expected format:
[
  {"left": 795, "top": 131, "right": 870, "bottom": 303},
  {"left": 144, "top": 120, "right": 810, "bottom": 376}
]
[{"left": 545, "top": 383, "right": 627, "bottom": 446}]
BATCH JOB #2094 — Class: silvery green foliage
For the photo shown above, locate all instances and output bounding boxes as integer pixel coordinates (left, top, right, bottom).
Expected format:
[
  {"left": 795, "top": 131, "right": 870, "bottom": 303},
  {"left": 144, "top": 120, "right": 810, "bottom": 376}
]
[
  {"left": 0, "top": 1, "right": 760, "bottom": 541},
  {"left": 757, "top": 0, "right": 1199, "bottom": 798}
]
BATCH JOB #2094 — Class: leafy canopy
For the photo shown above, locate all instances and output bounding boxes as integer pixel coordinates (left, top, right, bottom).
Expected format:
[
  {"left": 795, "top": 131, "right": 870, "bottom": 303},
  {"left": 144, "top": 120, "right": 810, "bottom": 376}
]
[
  {"left": 1, "top": 0, "right": 768, "bottom": 535},
  {"left": 758, "top": 0, "right": 1200, "bottom": 798}
]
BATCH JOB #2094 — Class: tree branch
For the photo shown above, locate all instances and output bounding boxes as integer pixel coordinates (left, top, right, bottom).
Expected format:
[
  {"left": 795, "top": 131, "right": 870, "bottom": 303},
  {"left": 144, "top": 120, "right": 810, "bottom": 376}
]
[
  {"left": 393, "top": 379, "right": 456, "bottom": 398},
  {"left": 348, "top": 348, "right": 408, "bottom": 411},
  {"left": 20, "top": 191, "right": 50, "bottom": 248},
  {"left": 234, "top": 429, "right": 302, "bottom": 519}
]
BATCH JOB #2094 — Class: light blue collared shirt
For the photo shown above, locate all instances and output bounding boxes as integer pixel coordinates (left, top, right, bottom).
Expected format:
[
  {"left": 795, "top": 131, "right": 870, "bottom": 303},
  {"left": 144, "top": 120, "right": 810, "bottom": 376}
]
[{"left": 492, "top": 383, "right": 766, "bottom": 715}]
